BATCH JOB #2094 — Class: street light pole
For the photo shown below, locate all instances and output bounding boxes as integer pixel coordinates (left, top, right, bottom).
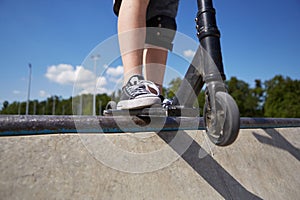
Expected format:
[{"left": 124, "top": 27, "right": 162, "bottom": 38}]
[
  {"left": 26, "top": 63, "right": 32, "bottom": 115},
  {"left": 91, "top": 54, "right": 100, "bottom": 116}
]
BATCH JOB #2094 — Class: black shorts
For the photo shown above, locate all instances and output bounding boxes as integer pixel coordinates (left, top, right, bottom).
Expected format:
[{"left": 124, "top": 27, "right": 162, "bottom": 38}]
[
  {"left": 113, "top": 0, "right": 179, "bottom": 50},
  {"left": 113, "top": 0, "right": 179, "bottom": 20}
]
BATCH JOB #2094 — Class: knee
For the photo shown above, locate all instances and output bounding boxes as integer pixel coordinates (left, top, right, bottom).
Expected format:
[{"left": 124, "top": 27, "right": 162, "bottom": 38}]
[{"left": 145, "top": 15, "right": 177, "bottom": 51}]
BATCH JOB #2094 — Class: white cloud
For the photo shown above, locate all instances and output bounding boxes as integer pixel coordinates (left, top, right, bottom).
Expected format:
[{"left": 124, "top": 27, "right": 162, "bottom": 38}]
[
  {"left": 39, "top": 90, "right": 49, "bottom": 98},
  {"left": 13, "top": 90, "right": 20, "bottom": 95},
  {"left": 183, "top": 49, "right": 196, "bottom": 58},
  {"left": 79, "top": 87, "right": 110, "bottom": 95},
  {"left": 45, "top": 64, "right": 93, "bottom": 85},
  {"left": 105, "top": 65, "right": 123, "bottom": 84},
  {"left": 106, "top": 65, "right": 123, "bottom": 77},
  {"left": 80, "top": 76, "right": 110, "bottom": 94},
  {"left": 97, "top": 76, "right": 107, "bottom": 87},
  {"left": 45, "top": 63, "right": 108, "bottom": 94}
]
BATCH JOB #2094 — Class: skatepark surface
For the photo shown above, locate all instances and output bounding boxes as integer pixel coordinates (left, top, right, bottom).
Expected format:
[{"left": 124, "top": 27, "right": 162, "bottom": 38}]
[{"left": 0, "top": 126, "right": 299, "bottom": 199}]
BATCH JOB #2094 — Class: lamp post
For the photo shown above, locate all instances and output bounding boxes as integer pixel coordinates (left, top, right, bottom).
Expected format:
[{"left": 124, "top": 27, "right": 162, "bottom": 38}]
[
  {"left": 26, "top": 63, "right": 32, "bottom": 115},
  {"left": 91, "top": 54, "right": 100, "bottom": 116}
]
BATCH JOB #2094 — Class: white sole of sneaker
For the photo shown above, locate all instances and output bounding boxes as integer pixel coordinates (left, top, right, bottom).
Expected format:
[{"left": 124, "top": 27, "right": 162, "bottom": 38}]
[{"left": 117, "top": 96, "right": 161, "bottom": 110}]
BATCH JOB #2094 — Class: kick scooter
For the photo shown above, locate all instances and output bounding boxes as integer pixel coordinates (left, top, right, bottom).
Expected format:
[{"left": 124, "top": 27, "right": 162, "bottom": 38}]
[{"left": 104, "top": 0, "right": 240, "bottom": 146}]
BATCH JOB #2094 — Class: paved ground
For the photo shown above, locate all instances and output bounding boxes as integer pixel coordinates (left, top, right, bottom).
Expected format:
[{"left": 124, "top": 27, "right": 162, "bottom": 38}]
[{"left": 0, "top": 128, "right": 299, "bottom": 199}]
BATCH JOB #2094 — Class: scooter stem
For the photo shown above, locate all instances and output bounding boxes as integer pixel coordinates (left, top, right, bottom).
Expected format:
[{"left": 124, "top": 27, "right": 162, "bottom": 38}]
[{"left": 173, "top": 0, "right": 225, "bottom": 107}]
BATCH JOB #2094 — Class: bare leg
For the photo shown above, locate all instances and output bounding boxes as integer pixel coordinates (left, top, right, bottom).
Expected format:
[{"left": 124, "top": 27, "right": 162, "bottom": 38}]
[
  {"left": 144, "top": 46, "right": 168, "bottom": 93},
  {"left": 118, "top": 0, "right": 150, "bottom": 84}
]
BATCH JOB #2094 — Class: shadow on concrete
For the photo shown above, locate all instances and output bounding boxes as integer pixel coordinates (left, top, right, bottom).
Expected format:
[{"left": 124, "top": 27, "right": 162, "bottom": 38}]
[
  {"left": 157, "top": 131, "right": 262, "bottom": 200},
  {"left": 252, "top": 129, "right": 300, "bottom": 162}
]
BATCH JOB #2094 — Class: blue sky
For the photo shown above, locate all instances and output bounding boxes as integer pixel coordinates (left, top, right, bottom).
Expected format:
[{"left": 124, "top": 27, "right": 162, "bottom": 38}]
[{"left": 1, "top": 0, "right": 300, "bottom": 104}]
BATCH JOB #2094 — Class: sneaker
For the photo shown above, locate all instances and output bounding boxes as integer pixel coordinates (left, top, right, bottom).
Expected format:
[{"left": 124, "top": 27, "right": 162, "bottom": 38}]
[{"left": 117, "top": 75, "right": 161, "bottom": 109}]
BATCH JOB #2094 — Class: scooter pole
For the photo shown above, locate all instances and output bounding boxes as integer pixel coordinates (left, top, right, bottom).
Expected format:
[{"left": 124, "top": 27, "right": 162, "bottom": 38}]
[
  {"left": 173, "top": 0, "right": 225, "bottom": 107},
  {"left": 196, "top": 0, "right": 225, "bottom": 80}
]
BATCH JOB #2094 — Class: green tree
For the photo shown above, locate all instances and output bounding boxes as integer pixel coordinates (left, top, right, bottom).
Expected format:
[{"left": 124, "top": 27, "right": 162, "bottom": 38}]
[
  {"left": 1, "top": 76, "right": 299, "bottom": 118},
  {"left": 197, "top": 90, "right": 206, "bottom": 116},
  {"left": 264, "top": 75, "right": 300, "bottom": 117},
  {"left": 3, "top": 101, "right": 9, "bottom": 110},
  {"left": 226, "top": 77, "right": 262, "bottom": 117},
  {"left": 96, "top": 94, "right": 111, "bottom": 115},
  {"left": 252, "top": 79, "right": 264, "bottom": 116},
  {"left": 166, "top": 77, "right": 182, "bottom": 99}
]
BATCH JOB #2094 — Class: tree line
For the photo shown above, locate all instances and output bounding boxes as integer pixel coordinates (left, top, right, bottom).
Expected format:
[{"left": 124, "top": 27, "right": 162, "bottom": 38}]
[
  {"left": 1, "top": 75, "right": 299, "bottom": 117},
  {"left": 228, "top": 75, "right": 300, "bottom": 117},
  {"left": 1, "top": 94, "right": 111, "bottom": 116}
]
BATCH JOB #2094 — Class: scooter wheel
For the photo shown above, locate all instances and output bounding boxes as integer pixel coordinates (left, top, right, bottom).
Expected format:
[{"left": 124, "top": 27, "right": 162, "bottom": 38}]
[
  {"left": 204, "top": 91, "right": 240, "bottom": 146},
  {"left": 106, "top": 101, "right": 117, "bottom": 110}
]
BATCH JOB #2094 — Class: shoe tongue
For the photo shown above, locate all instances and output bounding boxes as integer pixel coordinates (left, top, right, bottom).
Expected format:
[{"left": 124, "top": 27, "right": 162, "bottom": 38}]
[{"left": 128, "top": 75, "right": 144, "bottom": 86}]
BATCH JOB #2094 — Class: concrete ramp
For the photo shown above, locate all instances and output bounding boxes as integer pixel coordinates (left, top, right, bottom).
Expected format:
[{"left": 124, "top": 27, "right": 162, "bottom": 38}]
[{"left": 0, "top": 128, "right": 299, "bottom": 199}]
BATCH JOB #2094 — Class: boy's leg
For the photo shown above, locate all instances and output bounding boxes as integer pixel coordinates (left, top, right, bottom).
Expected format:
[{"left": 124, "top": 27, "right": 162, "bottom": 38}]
[
  {"left": 144, "top": 0, "right": 179, "bottom": 94},
  {"left": 113, "top": 0, "right": 178, "bottom": 109},
  {"left": 144, "top": 46, "right": 168, "bottom": 93},
  {"left": 117, "top": 0, "right": 161, "bottom": 110},
  {"left": 118, "top": 0, "right": 150, "bottom": 84}
]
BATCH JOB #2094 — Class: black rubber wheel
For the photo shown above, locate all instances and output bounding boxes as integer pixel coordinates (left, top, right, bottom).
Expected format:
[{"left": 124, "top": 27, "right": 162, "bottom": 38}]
[{"left": 204, "top": 91, "right": 240, "bottom": 146}]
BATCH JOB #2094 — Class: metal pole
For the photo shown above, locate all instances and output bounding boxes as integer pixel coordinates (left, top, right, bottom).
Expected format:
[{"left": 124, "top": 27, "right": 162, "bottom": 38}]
[
  {"left": 91, "top": 54, "right": 100, "bottom": 116},
  {"left": 18, "top": 102, "right": 21, "bottom": 115},
  {"left": 1, "top": 116, "right": 300, "bottom": 135},
  {"left": 26, "top": 63, "right": 32, "bottom": 115}
]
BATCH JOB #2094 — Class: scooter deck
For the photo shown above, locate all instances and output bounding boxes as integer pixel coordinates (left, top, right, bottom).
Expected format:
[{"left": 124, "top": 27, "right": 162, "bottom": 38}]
[{"left": 103, "top": 105, "right": 200, "bottom": 117}]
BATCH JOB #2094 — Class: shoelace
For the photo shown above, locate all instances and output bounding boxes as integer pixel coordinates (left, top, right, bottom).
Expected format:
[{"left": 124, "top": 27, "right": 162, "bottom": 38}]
[
  {"left": 127, "top": 84, "right": 149, "bottom": 97},
  {"left": 126, "top": 80, "right": 160, "bottom": 98}
]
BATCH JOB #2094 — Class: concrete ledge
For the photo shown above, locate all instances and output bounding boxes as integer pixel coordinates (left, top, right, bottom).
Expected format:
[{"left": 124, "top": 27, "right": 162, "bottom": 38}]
[
  {"left": 0, "top": 128, "right": 299, "bottom": 199},
  {"left": 1, "top": 115, "right": 300, "bottom": 135}
]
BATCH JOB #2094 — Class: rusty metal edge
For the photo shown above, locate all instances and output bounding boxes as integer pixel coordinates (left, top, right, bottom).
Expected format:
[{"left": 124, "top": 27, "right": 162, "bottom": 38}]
[{"left": 0, "top": 115, "right": 300, "bottom": 136}]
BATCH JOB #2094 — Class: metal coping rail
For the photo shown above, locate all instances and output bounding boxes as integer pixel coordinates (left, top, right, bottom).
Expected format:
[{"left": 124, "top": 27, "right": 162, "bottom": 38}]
[{"left": 0, "top": 115, "right": 300, "bottom": 136}]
